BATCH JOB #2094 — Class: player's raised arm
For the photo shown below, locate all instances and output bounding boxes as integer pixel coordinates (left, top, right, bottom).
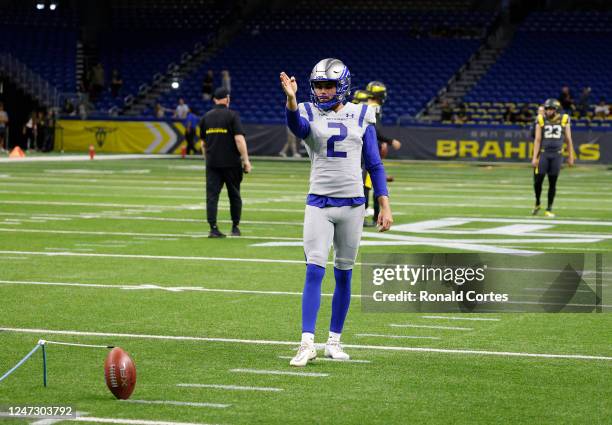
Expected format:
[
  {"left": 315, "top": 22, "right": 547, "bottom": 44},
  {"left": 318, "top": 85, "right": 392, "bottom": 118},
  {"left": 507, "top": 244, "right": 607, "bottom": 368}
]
[
  {"left": 280, "top": 71, "right": 310, "bottom": 140},
  {"left": 280, "top": 72, "right": 298, "bottom": 111},
  {"left": 564, "top": 124, "right": 575, "bottom": 166}
]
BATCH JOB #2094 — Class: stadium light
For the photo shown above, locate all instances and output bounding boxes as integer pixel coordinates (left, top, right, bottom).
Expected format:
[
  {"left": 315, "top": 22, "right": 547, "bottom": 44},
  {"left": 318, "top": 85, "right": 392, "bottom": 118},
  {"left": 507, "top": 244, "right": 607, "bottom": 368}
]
[
  {"left": 36, "top": 2, "right": 45, "bottom": 10},
  {"left": 50, "top": 3, "right": 57, "bottom": 10},
  {"left": 171, "top": 81, "right": 180, "bottom": 90}
]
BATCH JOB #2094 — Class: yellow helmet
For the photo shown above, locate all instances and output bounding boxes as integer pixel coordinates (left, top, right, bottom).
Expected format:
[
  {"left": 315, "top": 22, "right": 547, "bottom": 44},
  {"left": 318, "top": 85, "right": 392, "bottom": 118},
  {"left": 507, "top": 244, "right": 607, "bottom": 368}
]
[
  {"left": 351, "top": 89, "right": 372, "bottom": 104},
  {"left": 366, "top": 81, "right": 387, "bottom": 104}
]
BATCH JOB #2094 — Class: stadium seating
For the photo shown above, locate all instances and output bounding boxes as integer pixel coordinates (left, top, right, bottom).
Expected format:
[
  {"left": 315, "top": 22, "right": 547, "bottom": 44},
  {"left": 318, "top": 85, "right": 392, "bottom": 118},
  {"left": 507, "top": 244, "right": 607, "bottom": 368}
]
[
  {"left": 462, "top": 12, "right": 612, "bottom": 126},
  {"left": 0, "top": 7, "right": 77, "bottom": 93},
  {"left": 155, "top": 7, "right": 493, "bottom": 124},
  {"left": 94, "top": 0, "right": 230, "bottom": 112}
]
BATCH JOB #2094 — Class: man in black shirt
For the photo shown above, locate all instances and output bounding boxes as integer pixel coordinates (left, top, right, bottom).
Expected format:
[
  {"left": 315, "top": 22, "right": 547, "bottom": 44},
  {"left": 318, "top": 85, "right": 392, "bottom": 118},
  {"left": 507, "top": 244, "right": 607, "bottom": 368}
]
[{"left": 200, "top": 87, "right": 252, "bottom": 238}]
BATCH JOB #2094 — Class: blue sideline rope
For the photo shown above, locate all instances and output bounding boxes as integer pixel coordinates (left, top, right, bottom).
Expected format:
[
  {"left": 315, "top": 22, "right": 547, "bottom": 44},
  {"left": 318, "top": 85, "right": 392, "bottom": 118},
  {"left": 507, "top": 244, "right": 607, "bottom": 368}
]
[
  {"left": 0, "top": 343, "right": 42, "bottom": 384},
  {"left": 1, "top": 339, "right": 114, "bottom": 388}
]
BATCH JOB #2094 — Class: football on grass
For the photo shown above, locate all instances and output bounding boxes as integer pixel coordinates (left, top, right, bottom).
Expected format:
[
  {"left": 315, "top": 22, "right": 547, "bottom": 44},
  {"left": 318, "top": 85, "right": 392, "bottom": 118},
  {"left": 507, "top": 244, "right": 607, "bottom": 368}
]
[{"left": 104, "top": 347, "right": 137, "bottom": 399}]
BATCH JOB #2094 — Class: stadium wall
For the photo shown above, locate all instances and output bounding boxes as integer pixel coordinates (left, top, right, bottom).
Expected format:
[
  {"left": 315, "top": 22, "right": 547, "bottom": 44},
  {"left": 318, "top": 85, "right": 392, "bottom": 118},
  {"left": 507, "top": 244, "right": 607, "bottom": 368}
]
[{"left": 56, "top": 119, "right": 612, "bottom": 164}]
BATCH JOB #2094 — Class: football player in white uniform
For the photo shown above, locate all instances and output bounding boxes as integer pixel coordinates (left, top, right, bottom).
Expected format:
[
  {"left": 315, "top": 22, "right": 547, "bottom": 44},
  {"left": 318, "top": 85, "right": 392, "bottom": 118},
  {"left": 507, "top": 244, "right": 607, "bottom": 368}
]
[{"left": 280, "top": 58, "right": 393, "bottom": 366}]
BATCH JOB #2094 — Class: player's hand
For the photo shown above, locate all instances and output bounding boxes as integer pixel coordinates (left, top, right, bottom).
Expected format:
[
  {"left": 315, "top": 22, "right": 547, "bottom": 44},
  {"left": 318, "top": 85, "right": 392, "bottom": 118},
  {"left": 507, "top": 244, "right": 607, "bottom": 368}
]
[
  {"left": 280, "top": 72, "right": 298, "bottom": 99},
  {"left": 567, "top": 153, "right": 575, "bottom": 167},
  {"left": 531, "top": 158, "right": 539, "bottom": 168},
  {"left": 377, "top": 206, "right": 393, "bottom": 232},
  {"left": 243, "top": 160, "right": 252, "bottom": 174}
]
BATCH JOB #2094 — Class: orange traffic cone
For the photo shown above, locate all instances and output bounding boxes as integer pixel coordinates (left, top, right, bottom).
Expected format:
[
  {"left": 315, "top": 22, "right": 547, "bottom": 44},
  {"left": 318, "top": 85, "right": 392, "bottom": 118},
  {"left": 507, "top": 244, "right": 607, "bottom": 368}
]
[
  {"left": 9, "top": 147, "right": 25, "bottom": 159},
  {"left": 89, "top": 144, "right": 95, "bottom": 160},
  {"left": 181, "top": 145, "right": 187, "bottom": 159}
]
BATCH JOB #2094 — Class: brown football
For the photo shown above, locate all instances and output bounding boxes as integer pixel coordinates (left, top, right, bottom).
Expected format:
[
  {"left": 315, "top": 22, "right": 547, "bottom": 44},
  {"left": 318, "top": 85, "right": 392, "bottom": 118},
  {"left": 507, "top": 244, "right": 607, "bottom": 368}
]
[{"left": 104, "top": 347, "right": 136, "bottom": 399}]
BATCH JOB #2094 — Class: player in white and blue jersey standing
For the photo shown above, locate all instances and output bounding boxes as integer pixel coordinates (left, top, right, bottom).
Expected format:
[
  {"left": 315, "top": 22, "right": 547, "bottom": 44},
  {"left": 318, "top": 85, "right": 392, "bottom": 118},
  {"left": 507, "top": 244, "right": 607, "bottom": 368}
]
[{"left": 280, "top": 58, "right": 393, "bottom": 367}]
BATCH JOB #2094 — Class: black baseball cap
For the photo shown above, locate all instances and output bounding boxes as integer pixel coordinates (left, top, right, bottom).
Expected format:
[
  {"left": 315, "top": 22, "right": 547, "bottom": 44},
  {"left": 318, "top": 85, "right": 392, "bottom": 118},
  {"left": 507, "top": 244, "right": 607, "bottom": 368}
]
[{"left": 213, "top": 87, "right": 230, "bottom": 99}]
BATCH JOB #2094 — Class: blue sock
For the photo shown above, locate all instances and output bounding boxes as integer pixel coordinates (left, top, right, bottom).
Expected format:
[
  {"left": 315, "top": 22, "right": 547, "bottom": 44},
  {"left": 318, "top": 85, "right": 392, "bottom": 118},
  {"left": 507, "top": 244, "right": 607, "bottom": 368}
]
[
  {"left": 301, "top": 264, "right": 325, "bottom": 334},
  {"left": 330, "top": 267, "right": 352, "bottom": 334}
]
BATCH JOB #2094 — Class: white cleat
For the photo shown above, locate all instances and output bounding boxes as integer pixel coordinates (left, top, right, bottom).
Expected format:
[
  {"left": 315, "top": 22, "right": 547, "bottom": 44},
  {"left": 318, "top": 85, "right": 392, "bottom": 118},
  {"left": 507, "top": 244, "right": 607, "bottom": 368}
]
[
  {"left": 289, "top": 342, "right": 317, "bottom": 367},
  {"left": 325, "top": 340, "right": 350, "bottom": 360}
]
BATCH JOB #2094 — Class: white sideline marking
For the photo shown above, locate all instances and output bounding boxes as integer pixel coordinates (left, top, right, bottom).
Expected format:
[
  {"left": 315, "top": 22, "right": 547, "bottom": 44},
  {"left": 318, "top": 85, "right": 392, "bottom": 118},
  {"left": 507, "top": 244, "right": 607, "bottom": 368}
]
[
  {"left": 0, "top": 279, "right": 363, "bottom": 298},
  {"left": 356, "top": 333, "right": 441, "bottom": 340},
  {"left": 474, "top": 224, "right": 553, "bottom": 235},
  {"left": 0, "top": 154, "right": 176, "bottom": 163},
  {"left": 123, "top": 399, "right": 229, "bottom": 409},
  {"left": 134, "top": 237, "right": 179, "bottom": 241},
  {"left": 0, "top": 227, "right": 301, "bottom": 241},
  {"left": 25, "top": 411, "right": 89, "bottom": 425},
  {"left": 390, "top": 201, "right": 611, "bottom": 212},
  {"left": 0, "top": 212, "right": 305, "bottom": 227},
  {"left": 392, "top": 218, "right": 472, "bottom": 232},
  {"left": 448, "top": 217, "right": 612, "bottom": 227},
  {"left": 230, "top": 368, "right": 328, "bottom": 377},
  {"left": 255, "top": 238, "right": 541, "bottom": 255},
  {"left": 390, "top": 324, "right": 473, "bottom": 331},
  {"left": 422, "top": 315, "right": 500, "bottom": 322},
  {"left": 277, "top": 356, "right": 371, "bottom": 364},
  {"left": 2, "top": 327, "right": 611, "bottom": 361},
  {"left": 66, "top": 417, "right": 217, "bottom": 425},
  {"left": 177, "top": 383, "right": 283, "bottom": 392},
  {"left": 0, "top": 250, "right": 306, "bottom": 264}
]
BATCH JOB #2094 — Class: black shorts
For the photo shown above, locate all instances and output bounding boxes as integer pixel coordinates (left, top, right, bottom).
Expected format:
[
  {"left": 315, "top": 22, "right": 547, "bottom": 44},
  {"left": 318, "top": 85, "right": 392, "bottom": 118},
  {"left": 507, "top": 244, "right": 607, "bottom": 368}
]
[{"left": 537, "top": 151, "right": 563, "bottom": 176}]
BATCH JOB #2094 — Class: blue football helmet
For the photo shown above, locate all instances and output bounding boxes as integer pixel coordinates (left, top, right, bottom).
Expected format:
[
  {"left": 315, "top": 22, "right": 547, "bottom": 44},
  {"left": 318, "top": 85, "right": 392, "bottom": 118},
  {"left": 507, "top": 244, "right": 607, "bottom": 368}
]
[{"left": 309, "top": 58, "right": 351, "bottom": 110}]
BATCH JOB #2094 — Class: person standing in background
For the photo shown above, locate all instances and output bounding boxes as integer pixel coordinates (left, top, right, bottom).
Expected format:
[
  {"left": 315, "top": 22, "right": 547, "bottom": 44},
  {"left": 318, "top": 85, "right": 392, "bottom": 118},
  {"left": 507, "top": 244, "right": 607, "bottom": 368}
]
[
  {"left": 23, "top": 112, "right": 37, "bottom": 151},
  {"left": 174, "top": 98, "right": 189, "bottom": 120},
  {"left": 36, "top": 111, "right": 47, "bottom": 151},
  {"left": 184, "top": 107, "right": 199, "bottom": 155},
  {"left": 202, "top": 70, "right": 214, "bottom": 100},
  {"left": 199, "top": 87, "right": 252, "bottom": 238},
  {"left": 221, "top": 70, "right": 231, "bottom": 93}
]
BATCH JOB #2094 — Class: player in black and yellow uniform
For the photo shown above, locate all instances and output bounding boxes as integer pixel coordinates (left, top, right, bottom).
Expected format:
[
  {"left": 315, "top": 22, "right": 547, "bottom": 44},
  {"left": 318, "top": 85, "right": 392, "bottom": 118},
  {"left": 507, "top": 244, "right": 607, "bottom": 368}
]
[
  {"left": 362, "top": 82, "right": 402, "bottom": 226},
  {"left": 352, "top": 89, "right": 377, "bottom": 226},
  {"left": 531, "top": 98, "right": 575, "bottom": 217}
]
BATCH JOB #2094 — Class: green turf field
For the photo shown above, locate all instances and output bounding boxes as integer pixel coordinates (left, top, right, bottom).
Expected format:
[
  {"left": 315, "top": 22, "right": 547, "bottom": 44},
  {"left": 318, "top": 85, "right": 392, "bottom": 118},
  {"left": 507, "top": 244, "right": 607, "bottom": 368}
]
[{"left": 0, "top": 157, "right": 610, "bottom": 425}]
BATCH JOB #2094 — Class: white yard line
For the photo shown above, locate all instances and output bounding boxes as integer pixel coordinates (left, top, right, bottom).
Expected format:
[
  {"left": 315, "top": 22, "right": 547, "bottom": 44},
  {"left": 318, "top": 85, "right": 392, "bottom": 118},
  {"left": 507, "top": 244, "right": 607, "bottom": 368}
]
[
  {"left": 0, "top": 250, "right": 306, "bottom": 264},
  {"left": 447, "top": 216, "right": 612, "bottom": 226},
  {"left": 0, "top": 212, "right": 306, "bottom": 226},
  {"left": 0, "top": 226, "right": 302, "bottom": 241},
  {"left": 421, "top": 315, "right": 501, "bottom": 321},
  {"left": 122, "top": 400, "right": 229, "bottom": 409},
  {"left": 356, "top": 334, "right": 441, "bottom": 340},
  {"left": 389, "top": 324, "right": 473, "bottom": 331},
  {"left": 2, "top": 327, "right": 610, "bottom": 361},
  {"left": 177, "top": 383, "right": 283, "bottom": 392},
  {"left": 390, "top": 202, "right": 611, "bottom": 212},
  {"left": 230, "top": 369, "right": 328, "bottom": 377},
  {"left": 0, "top": 279, "right": 361, "bottom": 298},
  {"left": 0, "top": 154, "right": 176, "bottom": 163},
  {"left": 67, "top": 417, "right": 217, "bottom": 425}
]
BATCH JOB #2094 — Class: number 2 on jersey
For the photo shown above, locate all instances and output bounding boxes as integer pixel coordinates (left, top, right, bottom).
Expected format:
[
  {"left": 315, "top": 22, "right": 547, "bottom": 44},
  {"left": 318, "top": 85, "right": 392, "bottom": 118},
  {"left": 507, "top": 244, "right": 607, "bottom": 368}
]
[{"left": 326, "top": 122, "right": 347, "bottom": 158}]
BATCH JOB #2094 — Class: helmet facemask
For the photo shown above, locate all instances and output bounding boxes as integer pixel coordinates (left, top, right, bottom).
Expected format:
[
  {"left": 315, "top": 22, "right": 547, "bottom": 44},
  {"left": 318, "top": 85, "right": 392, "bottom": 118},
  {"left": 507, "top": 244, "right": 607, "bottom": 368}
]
[{"left": 309, "top": 58, "right": 351, "bottom": 110}]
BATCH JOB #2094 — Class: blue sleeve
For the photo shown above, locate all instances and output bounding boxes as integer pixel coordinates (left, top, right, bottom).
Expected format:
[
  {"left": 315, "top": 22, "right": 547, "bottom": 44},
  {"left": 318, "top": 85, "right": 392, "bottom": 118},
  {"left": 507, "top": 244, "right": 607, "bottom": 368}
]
[
  {"left": 363, "top": 124, "right": 388, "bottom": 198},
  {"left": 285, "top": 107, "right": 310, "bottom": 140}
]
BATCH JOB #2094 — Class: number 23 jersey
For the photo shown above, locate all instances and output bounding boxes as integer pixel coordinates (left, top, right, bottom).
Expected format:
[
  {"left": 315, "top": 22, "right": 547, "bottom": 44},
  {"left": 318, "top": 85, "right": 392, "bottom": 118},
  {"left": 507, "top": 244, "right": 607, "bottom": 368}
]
[
  {"left": 298, "top": 101, "right": 376, "bottom": 198},
  {"left": 538, "top": 113, "right": 570, "bottom": 152}
]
